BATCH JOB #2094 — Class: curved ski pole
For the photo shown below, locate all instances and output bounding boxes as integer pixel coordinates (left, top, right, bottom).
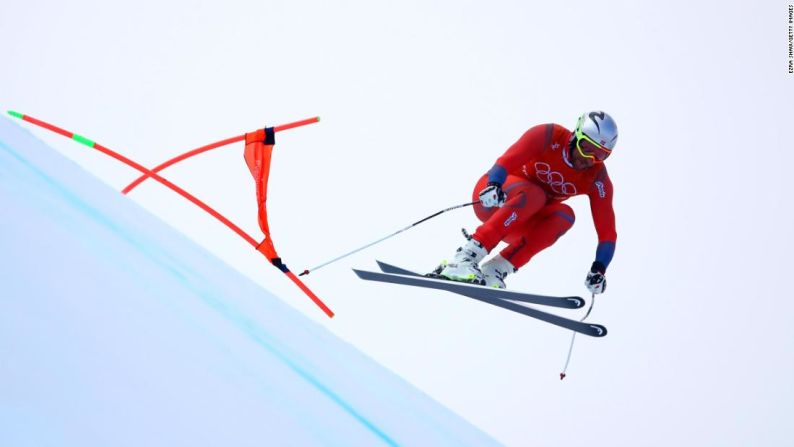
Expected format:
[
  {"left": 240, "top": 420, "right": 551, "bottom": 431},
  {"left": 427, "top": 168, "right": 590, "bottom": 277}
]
[
  {"left": 5, "top": 112, "right": 262, "bottom": 243},
  {"left": 299, "top": 200, "right": 480, "bottom": 276},
  {"left": 9, "top": 111, "right": 333, "bottom": 318},
  {"left": 560, "top": 293, "right": 597, "bottom": 380},
  {"left": 122, "top": 117, "right": 320, "bottom": 194}
]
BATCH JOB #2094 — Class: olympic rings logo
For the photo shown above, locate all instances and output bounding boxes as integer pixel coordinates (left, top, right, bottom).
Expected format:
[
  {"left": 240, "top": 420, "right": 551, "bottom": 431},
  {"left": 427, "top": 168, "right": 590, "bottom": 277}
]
[{"left": 534, "top": 162, "right": 577, "bottom": 196}]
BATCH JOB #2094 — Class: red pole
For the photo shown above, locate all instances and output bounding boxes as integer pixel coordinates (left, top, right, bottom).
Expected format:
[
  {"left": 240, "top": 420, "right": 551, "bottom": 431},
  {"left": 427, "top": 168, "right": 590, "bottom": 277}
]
[
  {"left": 122, "top": 116, "right": 319, "bottom": 194},
  {"left": 10, "top": 112, "right": 261, "bottom": 247},
  {"left": 122, "top": 135, "right": 245, "bottom": 194},
  {"left": 8, "top": 111, "right": 332, "bottom": 317},
  {"left": 286, "top": 271, "right": 335, "bottom": 318}
]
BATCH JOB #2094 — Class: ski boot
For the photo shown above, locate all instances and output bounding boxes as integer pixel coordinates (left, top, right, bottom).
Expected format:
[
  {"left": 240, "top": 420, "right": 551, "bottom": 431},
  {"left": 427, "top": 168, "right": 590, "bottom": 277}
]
[
  {"left": 480, "top": 255, "right": 516, "bottom": 289},
  {"left": 429, "top": 238, "right": 488, "bottom": 285}
]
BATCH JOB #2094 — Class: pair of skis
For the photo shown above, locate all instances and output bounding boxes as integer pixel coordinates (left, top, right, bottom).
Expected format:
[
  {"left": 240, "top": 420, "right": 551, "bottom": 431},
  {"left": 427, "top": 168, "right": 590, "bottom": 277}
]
[{"left": 353, "top": 261, "right": 606, "bottom": 337}]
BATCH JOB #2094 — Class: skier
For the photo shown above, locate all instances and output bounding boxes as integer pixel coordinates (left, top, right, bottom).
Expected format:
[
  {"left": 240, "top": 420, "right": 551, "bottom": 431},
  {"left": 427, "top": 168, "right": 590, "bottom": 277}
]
[{"left": 435, "top": 111, "right": 618, "bottom": 295}]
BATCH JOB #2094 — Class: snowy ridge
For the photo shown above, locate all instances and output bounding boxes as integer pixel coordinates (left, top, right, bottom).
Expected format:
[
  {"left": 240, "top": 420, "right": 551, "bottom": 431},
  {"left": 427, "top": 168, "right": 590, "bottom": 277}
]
[{"left": 0, "top": 117, "right": 500, "bottom": 447}]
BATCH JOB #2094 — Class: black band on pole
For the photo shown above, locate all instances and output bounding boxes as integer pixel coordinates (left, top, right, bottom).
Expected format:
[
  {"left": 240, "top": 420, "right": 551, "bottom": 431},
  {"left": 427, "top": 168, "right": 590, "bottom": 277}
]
[{"left": 271, "top": 257, "right": 290, "bottom": 273}]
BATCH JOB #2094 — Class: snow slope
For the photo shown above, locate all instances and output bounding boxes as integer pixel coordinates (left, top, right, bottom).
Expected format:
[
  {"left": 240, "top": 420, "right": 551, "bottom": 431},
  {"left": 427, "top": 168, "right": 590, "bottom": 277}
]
[{"left": 0, "top": 117, "right": 500, "bottom": 447}]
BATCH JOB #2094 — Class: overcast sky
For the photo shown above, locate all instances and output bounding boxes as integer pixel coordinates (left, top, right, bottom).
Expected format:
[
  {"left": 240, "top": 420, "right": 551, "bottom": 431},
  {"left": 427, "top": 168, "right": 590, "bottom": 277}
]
[{"left": 2, "top": 1, "right": 793, "bottom": 445}]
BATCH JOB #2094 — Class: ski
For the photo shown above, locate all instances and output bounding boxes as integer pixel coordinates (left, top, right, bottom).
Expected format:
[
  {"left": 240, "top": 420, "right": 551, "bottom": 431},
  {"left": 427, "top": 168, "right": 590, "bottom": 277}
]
[
  {"left": 376, "top": 261, "right": 585, "bottom": 309},
  {"left": 353, "top": 267, "right": 607, "bottom": 337}
]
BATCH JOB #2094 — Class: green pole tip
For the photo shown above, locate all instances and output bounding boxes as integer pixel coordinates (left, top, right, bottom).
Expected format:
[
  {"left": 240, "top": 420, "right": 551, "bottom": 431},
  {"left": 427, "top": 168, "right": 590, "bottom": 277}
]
[
  {"left": 316, "top": 116, "right": 321, "bottom": 122},
  {"left": 8, "top": 110, "right": 23, "bottom": 119},
  {"left": 72, "top": 133, "right": 95, "bottom": 148}
]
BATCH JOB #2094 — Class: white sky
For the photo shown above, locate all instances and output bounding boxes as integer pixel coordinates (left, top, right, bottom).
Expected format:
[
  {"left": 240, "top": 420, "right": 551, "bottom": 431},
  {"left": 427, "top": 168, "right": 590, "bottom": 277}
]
[{"left": 2, "top": 1, "right": 793, "bottom": 445}]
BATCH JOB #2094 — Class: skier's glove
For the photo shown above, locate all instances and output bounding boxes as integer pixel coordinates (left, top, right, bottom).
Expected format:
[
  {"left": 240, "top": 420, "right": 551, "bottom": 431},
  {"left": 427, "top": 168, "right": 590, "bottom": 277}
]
[
  {"left": 479, "top": 182, "right": 506, "bottom": 208},
  {"left": 585, "top": 261, "right": 607, "bottom": 294}
]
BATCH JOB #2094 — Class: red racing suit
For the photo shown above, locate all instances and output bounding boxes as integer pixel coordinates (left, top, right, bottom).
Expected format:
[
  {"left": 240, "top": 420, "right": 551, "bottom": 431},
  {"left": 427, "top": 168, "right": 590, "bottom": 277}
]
[{"left": 471, "top": 123, "right": 617, "bottom": 271}]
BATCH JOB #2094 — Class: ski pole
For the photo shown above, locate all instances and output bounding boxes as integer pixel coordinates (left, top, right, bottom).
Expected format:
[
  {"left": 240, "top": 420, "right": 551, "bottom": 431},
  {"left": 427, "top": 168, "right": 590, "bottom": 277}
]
[
  {"left": 299, "top": 200, "right": 480, "bottom": 276},
  {"left": 560, "top": 293, "right": 596, "bottom": 380}
]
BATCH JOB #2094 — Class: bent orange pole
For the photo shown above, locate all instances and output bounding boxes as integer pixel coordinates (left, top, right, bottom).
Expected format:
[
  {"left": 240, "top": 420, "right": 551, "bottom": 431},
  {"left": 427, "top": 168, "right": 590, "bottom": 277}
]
[
  {"left": 8, "top": 110, "right": 333, "bottom": 318},
  {"left": 8, "top": 111, "right": 260, "bottom": 247},
  {"left": 122, "top": 117, "right": 319, "bottom": 194}
]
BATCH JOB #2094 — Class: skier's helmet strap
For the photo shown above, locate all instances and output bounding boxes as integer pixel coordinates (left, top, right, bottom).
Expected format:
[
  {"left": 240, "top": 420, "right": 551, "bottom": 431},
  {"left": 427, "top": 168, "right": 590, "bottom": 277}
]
[{"left": 574, "top": 111, "right": 618, "bottom": 162}]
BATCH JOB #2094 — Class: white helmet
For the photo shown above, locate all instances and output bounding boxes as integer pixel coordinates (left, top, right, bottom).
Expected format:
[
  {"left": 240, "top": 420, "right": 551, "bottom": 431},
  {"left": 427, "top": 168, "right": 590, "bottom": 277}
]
[{"left": 575, "top": 111, "right": 618, "bottom": 151}]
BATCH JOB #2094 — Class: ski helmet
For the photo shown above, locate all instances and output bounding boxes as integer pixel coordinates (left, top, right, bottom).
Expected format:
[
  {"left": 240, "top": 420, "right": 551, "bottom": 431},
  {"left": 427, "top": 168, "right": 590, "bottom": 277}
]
[{"left": 573, "top": 111, "right": 618, "bottom": 161}]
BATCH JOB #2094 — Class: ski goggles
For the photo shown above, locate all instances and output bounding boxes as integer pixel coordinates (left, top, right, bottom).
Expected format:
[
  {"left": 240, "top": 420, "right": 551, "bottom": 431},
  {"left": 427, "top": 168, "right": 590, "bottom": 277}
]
[{"left": 574, "top": 118, "right": 612, "bottom": 162}]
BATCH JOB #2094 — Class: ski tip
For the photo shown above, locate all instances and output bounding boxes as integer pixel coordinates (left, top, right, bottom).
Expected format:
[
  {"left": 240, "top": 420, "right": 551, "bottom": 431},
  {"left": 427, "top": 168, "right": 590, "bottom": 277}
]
[
  {"left": 7, "top": 110, "right": 23, "bottom": 119},
  {"left": 567, "top": 297, "right": 586, "bottom": 309},
  {"left": 590, "top": 324, "right": 608, "bottom": 337}
]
